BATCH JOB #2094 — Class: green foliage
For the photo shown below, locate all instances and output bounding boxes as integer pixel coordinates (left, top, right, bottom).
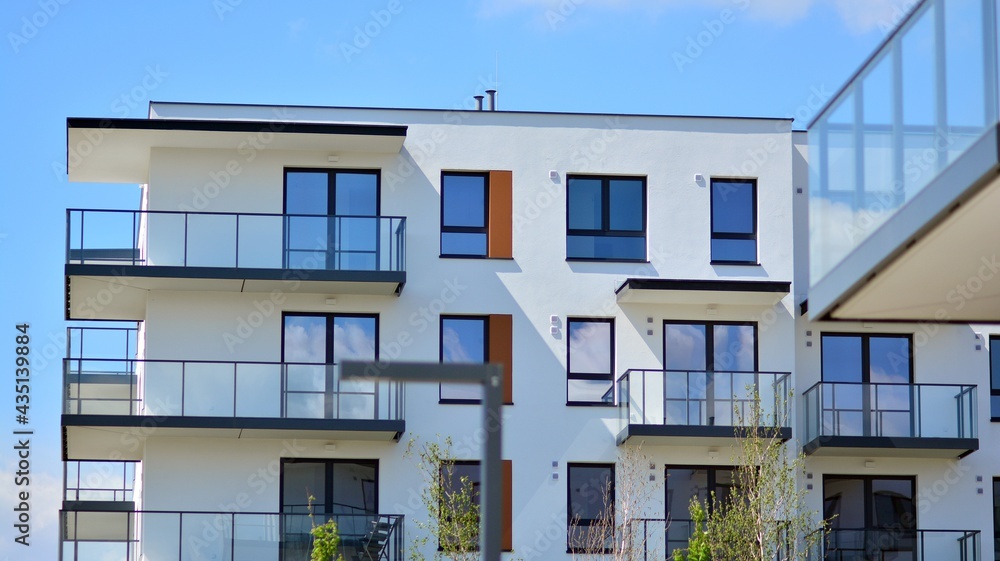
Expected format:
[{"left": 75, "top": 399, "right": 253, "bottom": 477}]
[
  {"left": 671, "top": 499, "right": 710, "bottom": 561},
  {"left": 406, "top": 437, "right": 481, "bottom": 561},
  {"left": 307, "top": 494, "right": 344, "bottom": 561},
  {"left": 676, "top": 391, "right": 829, "bottom": 561}
]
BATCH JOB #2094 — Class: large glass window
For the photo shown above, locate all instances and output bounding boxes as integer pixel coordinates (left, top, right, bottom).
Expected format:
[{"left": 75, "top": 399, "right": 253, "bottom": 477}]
[
  {"left": 663, "top": 322, "right": 757, "bottom": 426},
  {"left": 711, "top": 178, "right": 757, "bottom": 264},
  {"left": 824, "top": 475, "right": 916, "bottom": 557},
  {"left": 820, "top": 333, "right": 913, "bottom": 437},
  {"left": 282, "top": 313, "right": 377, "bottom": 419},
  {"left": 441, "top": 172, "right": 489, "bottom": 257},
  {"left": 665, "top": 467, "right": 734, "bottom": 557},
  {"left": 567, "top": 175, "right": 646, "bottom": 260},
  {"left": 440, "top": 316, "right": 487, "bottom": 402},
  {"left": 990, "top": 336, "right": 1000, "bottom": 420},
  {"left": 567, "top": 319, "right": 614, "bottom": 405},
  {"left": 567, "top": 463, "right": 614, "bottom": 553},
  {"left": 284, "top": 169, "right": 379, "bottom": 270},
  {"left": 993, "top": 478, "right": 1000, "bottom": 560}
]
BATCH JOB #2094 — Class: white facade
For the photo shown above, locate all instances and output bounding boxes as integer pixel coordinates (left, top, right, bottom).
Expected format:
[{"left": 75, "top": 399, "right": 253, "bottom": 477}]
[{"left": 60, "top": 102, "right": 996, "bottom": 561}]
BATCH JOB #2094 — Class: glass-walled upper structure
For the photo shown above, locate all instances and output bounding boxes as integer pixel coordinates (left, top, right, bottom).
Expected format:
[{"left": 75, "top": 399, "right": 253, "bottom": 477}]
[{"left": 808, "top": 0, "right": 1000, "bottom": 321}]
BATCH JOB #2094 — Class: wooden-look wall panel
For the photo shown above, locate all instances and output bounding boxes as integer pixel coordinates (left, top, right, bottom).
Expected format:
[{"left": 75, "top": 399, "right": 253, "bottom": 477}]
[{"left": 488, "top": 170, "right": 513, "bottom": 259}]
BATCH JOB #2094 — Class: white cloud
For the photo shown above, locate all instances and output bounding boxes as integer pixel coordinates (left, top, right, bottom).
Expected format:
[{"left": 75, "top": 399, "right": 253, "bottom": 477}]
[{"left": 829, "top": 0, "right": 919, "bottom": 34}]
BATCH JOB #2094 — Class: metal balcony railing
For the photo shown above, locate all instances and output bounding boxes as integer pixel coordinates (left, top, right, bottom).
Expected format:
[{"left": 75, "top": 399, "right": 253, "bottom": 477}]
[
  {"left": 66, "top": 209, "right": 406, "bottom": 273},
  {"left": 809, "top": 528, "right": 980, "bottom": 561},
  {"left": 64, "top": 359, "right": 403, "bottom": 422},
  {"left": 802, "top": 382, "right": 977, "bottom": 443},
  {"left": 617, "top": 370, "right": 791, "bottom": 429},
  {"left": 60, "top": 510, "right": 404, "bottom": 561},
  {"left": 63, "top": 461, "right": 136, "bottom": 503},
  {"left": 808, "top": 0, "right": 1000, "bottom": 285}
]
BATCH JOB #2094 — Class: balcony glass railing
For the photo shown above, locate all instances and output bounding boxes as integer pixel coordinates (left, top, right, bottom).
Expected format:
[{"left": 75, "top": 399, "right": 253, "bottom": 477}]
[
  {"left": 617, "top": 370, "right": 791, "bottom": 429},
  {"left": 64, "top": 461, "right": 136, "bottom": 503},
  {"left": 68, "top": 325, "right": 138, "bottom": 362},
  {"left": 66, "top": 209, "right": 406, "bottom": 273},
  {"left": 802, "top": 382, "right": 977, "bottom": 443},
  {"left": 808, "top": 0, "right": 1000, "bottom": 285},
  {"left": 60, "top": 510, "right": 404, "bottom": 561},
  {"left": 809, "top": 528, "right": 980, "bottom": 561},
  {"left": 64, "top": 359, "right": 403, "bottom": 422}
]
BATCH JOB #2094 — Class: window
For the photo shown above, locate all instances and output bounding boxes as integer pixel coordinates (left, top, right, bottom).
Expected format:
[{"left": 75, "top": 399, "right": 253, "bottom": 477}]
[
  {"left": 567, "top": 175, "right": 646, "bottom": 260},
  {"left": 284, "top": 168, "right": 380, "bottom": 270},
  {"left": 439, "top": 460, "right": 513, "bottom": 551},
  {"left": 711, "top": 178, "right": 757, "bottom": 264},
  {"left": 824, "top": 475, "right": 916, "bottom": 532},
  {"left": 281, "top": 459, "right": 378, "bottom": 515},
  {"left": 665, "top": 467, "right": 734, "bottom": 557},
  {"left": 282, "top": 313, "right": 378, "bottom": 419},
  {"left": 820, "top": 333, "right": 912, "bottom": 437},
  {"left": 567, "top": 319, "right": 614, "bottom": 405},
  {"left": 993, "top": 478, "right": 1000, "bottom": 560},
  {"left": 440, "top": 315, "right": 513, "bottom": 404},
  {"left": 567, "top": 463, "right": 614, "bottom": 553},
  {"left": 440, "top": 171, "right": 512, "bottom": 258},
  {"left": 663, "top": 321, "right": 758, "bottom": 425},
  {"left": 990, "top": 336, "right": 1000, "bottom": 420}
]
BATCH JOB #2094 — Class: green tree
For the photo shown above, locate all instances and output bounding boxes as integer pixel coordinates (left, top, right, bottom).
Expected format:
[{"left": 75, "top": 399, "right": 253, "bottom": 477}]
[
  {"left": 679, "top": 391, "right": 828, "bottom": 561},
  {"left": 407, "top": 437, "right": 481, "bottom": 561},
  {"left": 671, "top": 500, "right": 710, "bottom": 561},
  {"left": 307, "top": 494, "right": 344, "bottom": 561}
]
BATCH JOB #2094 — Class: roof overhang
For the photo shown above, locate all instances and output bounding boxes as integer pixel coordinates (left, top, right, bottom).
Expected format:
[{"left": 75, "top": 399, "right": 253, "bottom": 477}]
[
  {"left": 66, "top": 117, "right": 408, "bottom": 183},
  {"left": 615, "top": 278, "right": 790, "bottom": 307},
  {"left": 809, "top": 125, "right": 1000, "bottom": 322}
]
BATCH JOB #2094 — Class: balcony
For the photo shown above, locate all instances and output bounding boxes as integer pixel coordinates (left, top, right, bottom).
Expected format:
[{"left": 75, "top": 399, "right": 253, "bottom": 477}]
[
  {"left": 616, "top": 370, "right": 792, "bottom": 445},
  {"left": 63, "top": 359, "right": 404, "bottom": 460},
  {"left": 65, "top": 209, "right": 406, "bottom": 320},
  {"left": 802, "top": 382, "right": 978, "bottom": 458},
  {"left": 63, "top": 460, "right": 136, "bottom": 512},
  {"left": 808, "top": 529, "right": 980, "bottom": 561},
  {"left": 60, "top": 510, "right": 404, "bottom": 561},
  {"left": 808, "top": 0, "right": 1000, "bottom": 321}
]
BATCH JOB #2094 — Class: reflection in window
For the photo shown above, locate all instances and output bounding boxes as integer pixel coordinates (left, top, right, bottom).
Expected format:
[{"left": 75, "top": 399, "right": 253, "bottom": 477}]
[
  {"left": 990, "top": 336, "right": 1000, "bottom": 420},
  {"left": 284, "top": 169, "right": 379, "bottom": 271},
  {"left": 711, "top": 178, "right": 757, "bottom": 263},
  {"left": 441, "top": 173, "right": 489, "bottom": 256},
  {"left": 440, "top": 316, "right": 487, "bottom": 402},
  {"left": 282, "top": 314, "right": 378, "bottom": 420},
  {"left": 568, "top": 463, "right": 614, "bottom": 553},
  {"left": 567, "top": 319, "right": 614, "bottom": 404},
  {"left": 567, "top": 176, "right": 646, "bottom": 260},
  {"left": 665, "top": 467, "right": 734, "bottom": 558}
]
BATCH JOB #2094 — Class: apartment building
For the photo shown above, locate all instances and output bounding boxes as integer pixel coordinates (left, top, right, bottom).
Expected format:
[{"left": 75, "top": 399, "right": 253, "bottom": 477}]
[{"left": 58, "top": 6, "right": 1000, "bottom": 555}]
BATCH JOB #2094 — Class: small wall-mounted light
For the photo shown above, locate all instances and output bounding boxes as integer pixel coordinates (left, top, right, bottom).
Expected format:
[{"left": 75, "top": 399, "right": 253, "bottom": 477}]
[
  {"left": 864, "top": 460, "right": 876, "bottom": 469},
  {"left": 706, "top": 305, "right": 718, "bottom": 316},
  {"left": 327, "top": 155, "right": 340, "bottom": 163},
  {"left": 550, "top": 315, "right": 559, "bottom": 325},
  {"left": 694, "top": 173, "right": 705, "bottom": 183},
  {"left": 325, "top": 298, "right": 338, "bottom": 306},
  {"left": 549, "top": 170, "right": 559, "bottom": 180},
  {"left": 325, "top": 443, "right": 338, "bottom": 451},
  {"left": 707, "top": 448, "right": 720, "bottom": 460},
  {"left": 550, "top": 326, "right": 559, "bottom": 335}
]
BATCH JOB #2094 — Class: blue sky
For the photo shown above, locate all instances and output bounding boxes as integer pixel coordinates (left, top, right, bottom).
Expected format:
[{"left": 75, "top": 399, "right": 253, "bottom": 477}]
[{"left": 0, "top": 0, "right": 909, "bottom": 558}]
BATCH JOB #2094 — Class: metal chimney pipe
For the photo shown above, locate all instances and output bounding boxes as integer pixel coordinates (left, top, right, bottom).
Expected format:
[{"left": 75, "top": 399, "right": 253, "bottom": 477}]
[
  {"left": 474, "top": 95, "right": 484, "bottom": 111},
  {"left": 485, "top": 89, "right": 497, "bottom": 111}
]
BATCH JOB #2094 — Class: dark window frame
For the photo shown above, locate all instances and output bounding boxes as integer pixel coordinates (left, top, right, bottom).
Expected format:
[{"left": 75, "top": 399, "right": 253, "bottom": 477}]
[
  {"left": 283, "top": 167, "right": 382, "bottom": 216},
  {"left": 662, "top": 320, "right": 760, "bottom": 372},
  {"left": 819, "top": 333, "right": 914, "bottom": 384},
  {"left": 440, "top": 171, "right": 490, "bottom": 258},
  {"left": 665, "top": 465, "right": 736, "bottom": 519},
  {"left": 567, "top": 462, "right": 615, "bottom": 554},
  {"left": 993, "top": 478, "right": 1000, "bottom": 559},
  {"left": 439, "top": 315, "right": 490, "bottom": 405},
  {"left": 990, "top": 336, "right": 1000, "bottom": 422},
  {"left": 566, "top": 317, "right": 616, "bottom": 407},
  {"left": 710, "top": 177, "right": 758, "bottom": 265},
  {"left": 566, "top": 174, "right": 648, "bottom": 262},
  {"left": 278, "top": 457, "right": 380, "bottom": 515},
  {"left": 822, "top": 474, "right": 917, "bottom": 530}
]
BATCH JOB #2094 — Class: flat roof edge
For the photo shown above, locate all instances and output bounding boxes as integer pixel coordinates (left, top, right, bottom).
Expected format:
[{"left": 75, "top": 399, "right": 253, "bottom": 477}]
[{"left": 67, "top": 117, "right": 408, "bottom": 137}]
